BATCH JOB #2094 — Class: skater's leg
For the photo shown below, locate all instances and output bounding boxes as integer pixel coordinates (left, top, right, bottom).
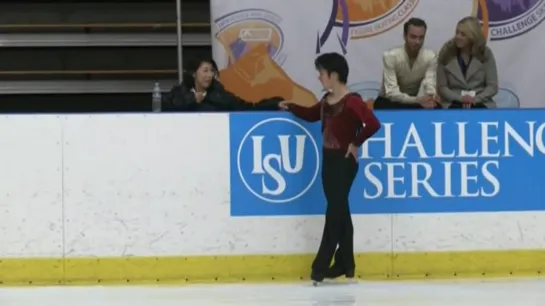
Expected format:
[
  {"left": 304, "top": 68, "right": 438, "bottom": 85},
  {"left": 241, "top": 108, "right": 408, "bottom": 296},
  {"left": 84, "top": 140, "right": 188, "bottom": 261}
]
[
  {"left": 326, "top": 156, "right": 358, "bottom": 278},
  {"left": 311, "top": 204, "right": 342, "bottom": 276},
  {"left": 340, "top": 157, "right": 358, "bottom": 272},
  {"left": 311, "top": 150, "right": 345, "bottom": 280},
  {"left": 326, "top": 207, "right": 354, "bottom": 278},
  {"left": 339, "top": 212, "right": 355, "bottom": 275}
]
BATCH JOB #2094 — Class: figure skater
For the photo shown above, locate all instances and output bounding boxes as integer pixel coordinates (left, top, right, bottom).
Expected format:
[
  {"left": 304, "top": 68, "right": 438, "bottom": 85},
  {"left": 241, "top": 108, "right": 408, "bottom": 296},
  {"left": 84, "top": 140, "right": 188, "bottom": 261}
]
[{"left": 279, "top": 52, "right": 381, "bottom": 284}]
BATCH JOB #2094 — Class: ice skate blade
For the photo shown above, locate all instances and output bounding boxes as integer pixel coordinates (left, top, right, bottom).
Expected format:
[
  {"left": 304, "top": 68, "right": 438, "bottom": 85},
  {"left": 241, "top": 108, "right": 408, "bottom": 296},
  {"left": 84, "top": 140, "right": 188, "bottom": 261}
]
[{"left": 312, "top": 278, "right": 357, "bottom": 287}]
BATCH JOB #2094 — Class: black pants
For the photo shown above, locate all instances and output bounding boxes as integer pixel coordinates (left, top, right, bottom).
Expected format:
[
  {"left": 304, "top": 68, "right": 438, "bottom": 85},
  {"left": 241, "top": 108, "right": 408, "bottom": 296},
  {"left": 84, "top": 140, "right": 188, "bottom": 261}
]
[
  {"left": 374, "top": 96, "right": 443, "bottom": 109},
  {"left": 448, "top": 102, "right": 488, "bottom": 109},
  {"left": 312, "top": 149, "right": 358, "bottom": 274}
]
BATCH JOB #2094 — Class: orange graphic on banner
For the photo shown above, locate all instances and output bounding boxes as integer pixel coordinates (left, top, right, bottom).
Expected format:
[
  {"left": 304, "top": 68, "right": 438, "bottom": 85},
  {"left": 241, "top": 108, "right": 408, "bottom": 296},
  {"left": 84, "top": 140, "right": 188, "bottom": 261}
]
[
  {"left": 215, "top": 20, "right": 283, "bottom": 67},
  {"left": 331, "top": 0, "right": 419, "bottom": 39},
  {"left": 219, "top": 45, "right": 318, "bottom": 107},
  {"left": 473, "top": 0, "right": 489, "bottom": 39},
  {"left": 337, "top": 0, "right": 399, "bottom": 21}
]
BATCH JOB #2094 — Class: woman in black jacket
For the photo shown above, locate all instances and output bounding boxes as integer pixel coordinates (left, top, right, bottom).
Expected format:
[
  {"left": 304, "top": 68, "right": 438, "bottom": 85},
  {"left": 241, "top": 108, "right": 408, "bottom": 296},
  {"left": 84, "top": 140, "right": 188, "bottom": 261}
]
[{"left": 162, "top": 57, "right": 284, "bottom": 112}]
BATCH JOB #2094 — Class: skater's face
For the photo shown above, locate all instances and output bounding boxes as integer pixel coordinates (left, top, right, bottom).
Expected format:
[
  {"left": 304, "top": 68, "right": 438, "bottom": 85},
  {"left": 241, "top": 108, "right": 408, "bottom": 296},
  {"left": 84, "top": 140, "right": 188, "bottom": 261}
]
[
  {"left": 317, "top": 68, "right": 336, "bottom": 90},
  {"left": 193, "top": 62, "right": 216, "bottom": 90}
]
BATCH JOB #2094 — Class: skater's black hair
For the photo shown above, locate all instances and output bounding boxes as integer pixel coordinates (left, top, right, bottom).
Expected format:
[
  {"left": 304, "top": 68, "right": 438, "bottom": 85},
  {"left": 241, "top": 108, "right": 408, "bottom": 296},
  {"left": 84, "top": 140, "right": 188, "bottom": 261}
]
[{"left": 314, "top": 52, "right": 349, "bottom": 84}]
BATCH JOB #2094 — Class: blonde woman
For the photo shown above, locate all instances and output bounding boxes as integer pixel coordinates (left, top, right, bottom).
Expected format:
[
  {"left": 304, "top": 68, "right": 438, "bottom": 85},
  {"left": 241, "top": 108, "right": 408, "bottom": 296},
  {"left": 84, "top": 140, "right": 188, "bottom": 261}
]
[{"left": 436, "top": 16, "right": 498, "bottom": 109}]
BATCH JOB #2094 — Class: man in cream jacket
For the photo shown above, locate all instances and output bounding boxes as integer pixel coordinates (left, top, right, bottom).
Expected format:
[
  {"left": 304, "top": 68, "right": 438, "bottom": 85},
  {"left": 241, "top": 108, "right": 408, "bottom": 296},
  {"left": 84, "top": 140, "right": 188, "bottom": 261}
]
[{"left": 375, "top": 17, "right": 441, "bottom": 110}]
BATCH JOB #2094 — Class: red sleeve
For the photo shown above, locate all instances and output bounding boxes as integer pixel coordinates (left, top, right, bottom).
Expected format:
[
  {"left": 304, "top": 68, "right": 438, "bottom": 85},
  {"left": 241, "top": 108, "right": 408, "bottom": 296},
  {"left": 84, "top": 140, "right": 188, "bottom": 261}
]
[
  {"left": 288, "top": 102, "right": 322, "bottom": 122},
  {"left": 346, "top": 95, "right": 381, "bottom": 147}
]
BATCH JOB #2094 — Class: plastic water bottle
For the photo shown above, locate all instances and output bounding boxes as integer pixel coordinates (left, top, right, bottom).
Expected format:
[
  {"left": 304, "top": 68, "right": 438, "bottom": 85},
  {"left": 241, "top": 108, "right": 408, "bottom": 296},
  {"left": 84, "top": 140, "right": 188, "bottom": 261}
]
[{"left": 152, "top": 82, "right": 162, "bottom": 112}]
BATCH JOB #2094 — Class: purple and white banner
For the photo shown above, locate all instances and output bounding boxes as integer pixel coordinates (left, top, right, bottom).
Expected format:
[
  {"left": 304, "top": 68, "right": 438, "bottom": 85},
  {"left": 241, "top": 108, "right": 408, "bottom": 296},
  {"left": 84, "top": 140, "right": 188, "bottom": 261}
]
[{"left": 210, "top": 0, "right": 545, "bottom": 108}]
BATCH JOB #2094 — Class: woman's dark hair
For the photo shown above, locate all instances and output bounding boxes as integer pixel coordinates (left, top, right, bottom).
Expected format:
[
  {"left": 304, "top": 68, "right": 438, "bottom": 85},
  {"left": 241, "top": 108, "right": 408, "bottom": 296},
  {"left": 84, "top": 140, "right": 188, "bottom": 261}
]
[{"left": 182, "top": 57, "right": 220, "bottom": 88}]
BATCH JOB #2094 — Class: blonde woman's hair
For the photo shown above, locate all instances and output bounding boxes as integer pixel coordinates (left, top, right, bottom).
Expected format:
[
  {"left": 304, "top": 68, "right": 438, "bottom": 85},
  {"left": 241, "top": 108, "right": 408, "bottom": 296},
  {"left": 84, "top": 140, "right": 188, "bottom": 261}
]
[{"left": 438, "top": 16, "right": 488, "bottom": 65}]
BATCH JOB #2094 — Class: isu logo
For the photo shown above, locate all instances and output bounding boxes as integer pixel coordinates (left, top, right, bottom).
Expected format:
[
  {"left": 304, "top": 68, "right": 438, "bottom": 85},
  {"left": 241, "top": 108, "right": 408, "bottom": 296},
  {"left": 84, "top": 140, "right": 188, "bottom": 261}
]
[{"left": 236, "top": 118, "right": 320, "bottom": 203}]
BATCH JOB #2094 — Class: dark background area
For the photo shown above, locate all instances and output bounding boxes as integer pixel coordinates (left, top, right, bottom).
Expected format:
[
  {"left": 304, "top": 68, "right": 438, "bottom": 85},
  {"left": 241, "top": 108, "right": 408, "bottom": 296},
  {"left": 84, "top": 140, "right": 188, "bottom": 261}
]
[{"left": 0, "top": 0, "right": 212, "bottom": 113}]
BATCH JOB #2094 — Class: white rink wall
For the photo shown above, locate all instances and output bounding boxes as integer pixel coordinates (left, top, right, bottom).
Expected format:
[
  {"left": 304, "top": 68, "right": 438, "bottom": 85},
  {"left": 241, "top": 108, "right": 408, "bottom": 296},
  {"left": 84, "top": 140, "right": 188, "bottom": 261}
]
[{"left": 2, "top": 114, "right": 545, "bottom": 260}]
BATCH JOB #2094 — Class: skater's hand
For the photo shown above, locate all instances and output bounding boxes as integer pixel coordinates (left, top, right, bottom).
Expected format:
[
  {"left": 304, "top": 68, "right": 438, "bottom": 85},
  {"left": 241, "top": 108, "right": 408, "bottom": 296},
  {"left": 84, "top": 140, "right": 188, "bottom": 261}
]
[
  {"left": 278, "top": 100, "right": 292, "bottom": 110},
  {"left": 345, "top": 143, "right": 358, "bottom": 161}
]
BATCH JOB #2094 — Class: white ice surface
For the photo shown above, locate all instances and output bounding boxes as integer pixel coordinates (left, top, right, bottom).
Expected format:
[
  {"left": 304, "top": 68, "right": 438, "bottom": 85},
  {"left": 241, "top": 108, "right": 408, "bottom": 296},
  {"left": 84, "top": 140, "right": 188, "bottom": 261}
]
[{"left": 1, "top": 278, "right": 544, "bottom": 306}]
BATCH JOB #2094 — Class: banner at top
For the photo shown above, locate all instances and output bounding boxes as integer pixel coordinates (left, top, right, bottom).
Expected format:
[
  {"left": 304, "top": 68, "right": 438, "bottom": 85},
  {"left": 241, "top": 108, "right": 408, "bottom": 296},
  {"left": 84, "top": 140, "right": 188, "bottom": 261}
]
[
  {"left": 229, "top": 109, "right": 545, "bottom": 216},
  {"left": 210, "top": 0, "right": 545, "bottom": 108}
]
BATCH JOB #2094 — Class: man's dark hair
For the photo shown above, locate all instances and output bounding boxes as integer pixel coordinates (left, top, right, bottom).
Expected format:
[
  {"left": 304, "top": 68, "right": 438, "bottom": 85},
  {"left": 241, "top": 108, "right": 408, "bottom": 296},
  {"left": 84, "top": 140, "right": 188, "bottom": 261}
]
[
  {"left": 403, "top": 17, "right": 427, "bottom": 35},
  {"left": 314, "top": 52, "right": 349, "bottom": 84}
]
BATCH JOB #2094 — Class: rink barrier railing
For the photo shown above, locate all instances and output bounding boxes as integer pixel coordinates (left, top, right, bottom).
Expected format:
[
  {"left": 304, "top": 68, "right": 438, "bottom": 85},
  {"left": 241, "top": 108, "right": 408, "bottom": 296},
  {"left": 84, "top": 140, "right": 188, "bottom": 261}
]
[
  {"left": 4, "top": 251, "right": 545, "bottom": 286},
  {"left": 0, "top": 111, "right": 545, "bottom": 286}
]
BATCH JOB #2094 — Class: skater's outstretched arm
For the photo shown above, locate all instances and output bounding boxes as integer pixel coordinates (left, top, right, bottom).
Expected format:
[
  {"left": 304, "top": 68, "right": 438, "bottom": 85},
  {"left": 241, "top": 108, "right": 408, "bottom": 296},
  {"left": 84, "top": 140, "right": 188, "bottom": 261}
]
[{"left": 279, "top": 100, "right": 322, "bottom": 122}]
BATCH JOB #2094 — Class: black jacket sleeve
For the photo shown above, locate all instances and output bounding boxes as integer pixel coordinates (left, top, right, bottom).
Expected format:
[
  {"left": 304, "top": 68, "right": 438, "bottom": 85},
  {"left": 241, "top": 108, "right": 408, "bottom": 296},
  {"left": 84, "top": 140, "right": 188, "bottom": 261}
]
[
  {"left": 161, "top": 84, "right": 197, "bottom": 111},
  {"left": 162, "top": 80, "right": 284, "bottom": 112},
  {"left": 253, "top": 96, "right": 285, "bottom": 110},
  {"left": 204, "top": 79, "right": 281, "bottom": 111},
  {"left": 206, "top": 81, "right": 283, "bottom": 111},
  {"left": 221, "top": 91, "right": 283, "bottom": 111}
]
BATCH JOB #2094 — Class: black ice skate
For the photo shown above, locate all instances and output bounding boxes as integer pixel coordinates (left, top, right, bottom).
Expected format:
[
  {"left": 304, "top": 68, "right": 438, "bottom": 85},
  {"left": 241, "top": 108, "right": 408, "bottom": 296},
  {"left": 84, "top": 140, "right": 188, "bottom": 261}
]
[
  {"left": 311, "top": 270, "right": 325, "bottom": 286},
  {"left": 324, "top": 265, "right": 355, "bottom": 279}
]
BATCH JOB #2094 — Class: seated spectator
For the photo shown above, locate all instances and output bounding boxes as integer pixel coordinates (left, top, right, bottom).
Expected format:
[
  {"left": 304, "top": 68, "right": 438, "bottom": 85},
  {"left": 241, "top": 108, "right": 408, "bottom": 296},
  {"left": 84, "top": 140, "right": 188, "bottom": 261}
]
[
  {"left": 161, "top": 57, "right": 283, "bottom": 112},
  {"left": 437, "top": 16, "right": 498, "bottom": 109},
  {"left": 374, "top": 18, "right": 440, "bottom": 110}
]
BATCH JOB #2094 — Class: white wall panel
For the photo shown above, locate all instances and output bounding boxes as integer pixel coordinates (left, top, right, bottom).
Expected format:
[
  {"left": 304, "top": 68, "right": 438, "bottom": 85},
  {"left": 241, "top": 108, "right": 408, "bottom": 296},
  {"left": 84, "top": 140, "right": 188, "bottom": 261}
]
[
  {"left": 0, "top": 115, "right": 63, "bottom": 257},
  {"left": 0, "top": 114, "right": 542, "bottom": 259},
  {"left": 393, "top": 212, "right": 545, "bottom": 252}
]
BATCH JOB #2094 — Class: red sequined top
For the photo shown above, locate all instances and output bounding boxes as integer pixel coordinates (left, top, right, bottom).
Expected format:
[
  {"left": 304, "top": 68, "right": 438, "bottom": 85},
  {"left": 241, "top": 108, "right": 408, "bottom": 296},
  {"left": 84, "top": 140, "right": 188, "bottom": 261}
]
[{"left": 288, "top": 93, "right": 381, "bottom": 151}]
